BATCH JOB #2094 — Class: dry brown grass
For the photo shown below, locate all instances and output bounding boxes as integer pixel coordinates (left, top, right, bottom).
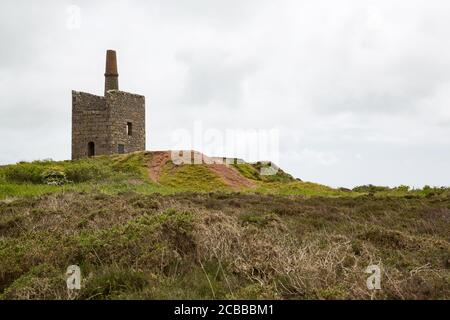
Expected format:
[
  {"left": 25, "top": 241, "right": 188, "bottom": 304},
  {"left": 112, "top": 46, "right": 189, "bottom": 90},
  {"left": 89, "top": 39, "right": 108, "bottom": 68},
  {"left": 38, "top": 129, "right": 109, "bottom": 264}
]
[{"left": 0, "top": 192, "right": 449, "bottom": 299}]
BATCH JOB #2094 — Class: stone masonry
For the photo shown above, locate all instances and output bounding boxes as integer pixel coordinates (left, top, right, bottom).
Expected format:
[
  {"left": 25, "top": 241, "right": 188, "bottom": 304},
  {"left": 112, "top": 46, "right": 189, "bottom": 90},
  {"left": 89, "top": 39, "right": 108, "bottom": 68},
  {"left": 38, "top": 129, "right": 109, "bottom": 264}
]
[{"left": 72, "top": 50, "right": 146, "bottom": 160}]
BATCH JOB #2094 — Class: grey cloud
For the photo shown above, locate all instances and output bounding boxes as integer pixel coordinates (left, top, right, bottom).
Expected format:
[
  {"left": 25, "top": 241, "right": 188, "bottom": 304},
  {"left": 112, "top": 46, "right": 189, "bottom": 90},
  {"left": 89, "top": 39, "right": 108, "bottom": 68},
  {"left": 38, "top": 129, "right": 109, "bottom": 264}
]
[
  {"left": 1, "top": 0, "right": 450, "bottom": 188},
  {"left": 175, "top": 51, "right": 258, "bottom": 108}
]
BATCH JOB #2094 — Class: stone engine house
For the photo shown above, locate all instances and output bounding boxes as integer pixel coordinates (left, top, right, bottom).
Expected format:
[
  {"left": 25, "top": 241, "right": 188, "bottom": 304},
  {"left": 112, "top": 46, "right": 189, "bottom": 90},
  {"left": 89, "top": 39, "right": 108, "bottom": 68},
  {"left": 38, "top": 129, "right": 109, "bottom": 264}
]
[{"left": 72, "top": 50, "right": 145, "bottom": 159}]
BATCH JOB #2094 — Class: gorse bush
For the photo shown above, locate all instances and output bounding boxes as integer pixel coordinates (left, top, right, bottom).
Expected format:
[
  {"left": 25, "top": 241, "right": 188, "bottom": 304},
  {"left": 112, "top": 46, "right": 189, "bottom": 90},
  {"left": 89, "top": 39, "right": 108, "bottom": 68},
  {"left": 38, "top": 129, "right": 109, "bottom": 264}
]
[
  {"left": 253, "top": 161, "right": 294, "bottom": 182},
  {"left": 394, "top": 185, "right": 410, "bottom": 192},
  {"left": 0, "top": 161, "right": 111, "bottom": 184},
  {"left": 352, "top": 184, "right": 390, "bottom": 193},
  {"left": 41, "top": 169, "right": 69, "bottom": 186},
  {"left": 64, "top": 162, "right": 112, "bottom": 183},
  {"left": 2, "top": 163, "right": 46, "bottom": 184}
]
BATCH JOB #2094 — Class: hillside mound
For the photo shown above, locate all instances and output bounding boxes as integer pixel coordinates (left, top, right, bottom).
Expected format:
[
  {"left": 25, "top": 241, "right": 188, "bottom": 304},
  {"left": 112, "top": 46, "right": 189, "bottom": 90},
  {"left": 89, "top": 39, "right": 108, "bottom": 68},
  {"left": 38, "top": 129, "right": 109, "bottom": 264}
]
[
  {"left": 0, "top": 150, "right": 353, "bottom": 199},
  {"left": 145, "top": 150, "right": 289, "bottom": 190}
]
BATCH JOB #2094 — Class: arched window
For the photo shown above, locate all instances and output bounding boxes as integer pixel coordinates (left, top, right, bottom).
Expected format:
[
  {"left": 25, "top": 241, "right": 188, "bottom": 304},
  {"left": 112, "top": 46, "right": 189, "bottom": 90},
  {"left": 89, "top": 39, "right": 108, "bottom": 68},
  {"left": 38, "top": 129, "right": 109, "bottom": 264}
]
[{"left": 88, "top": 142, "right": 95, "bottom": 157}]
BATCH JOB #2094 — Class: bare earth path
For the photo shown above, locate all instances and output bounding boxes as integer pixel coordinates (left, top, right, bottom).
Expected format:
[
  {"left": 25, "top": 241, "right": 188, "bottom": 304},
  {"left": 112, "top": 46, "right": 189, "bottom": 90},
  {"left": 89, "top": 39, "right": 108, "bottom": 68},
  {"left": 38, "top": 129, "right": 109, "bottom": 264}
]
[
  {"left": 147, "top": 151, "right": 171, "bottom": 182},
  {"left": 208, "top": 164, "right": 255, "bottom": 189}
]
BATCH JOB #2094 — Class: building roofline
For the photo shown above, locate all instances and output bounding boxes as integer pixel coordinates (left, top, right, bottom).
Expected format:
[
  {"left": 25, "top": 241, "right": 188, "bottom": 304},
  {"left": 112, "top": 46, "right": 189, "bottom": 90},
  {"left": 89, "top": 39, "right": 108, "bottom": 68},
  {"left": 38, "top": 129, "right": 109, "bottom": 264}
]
[
  {"left": 105, "top": 90, "right": 145, "bottom": 98},
  {"left": 72, "top": 90, "right": 105, "bottom": 99}
]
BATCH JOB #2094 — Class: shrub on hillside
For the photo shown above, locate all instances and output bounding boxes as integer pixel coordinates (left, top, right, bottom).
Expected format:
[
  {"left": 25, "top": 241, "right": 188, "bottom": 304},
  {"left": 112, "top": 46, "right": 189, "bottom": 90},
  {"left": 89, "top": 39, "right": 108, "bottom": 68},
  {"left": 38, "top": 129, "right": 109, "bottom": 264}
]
[
  {"left": 352, "top": 184, "right": 390, "bottom": 193},
  {"left": 393, "top": 185, "right": 410, "bottom": 192},
  {"left": 421, "top": 185, "right": 450, "bottom": 197},
  {"left": 79, "top": 267, "right": 148, "bottom": 299},
  {"left": 2, "top": 163, "right": 46, "bottom": 184},
  {"left": 31, "top": 159, "right": 55, "bottom": 165},
  {"left": 1, "top": 264, "right": 66, "bottom": 300},
  {"left": 41, "top": 169, "right": 69, "bottom": 186},
  {"left": 253, "top": 162, "right": 294, "bottom": 182},
  {"left": 64, "top": 162, "right": 112, "bottom": 183}
]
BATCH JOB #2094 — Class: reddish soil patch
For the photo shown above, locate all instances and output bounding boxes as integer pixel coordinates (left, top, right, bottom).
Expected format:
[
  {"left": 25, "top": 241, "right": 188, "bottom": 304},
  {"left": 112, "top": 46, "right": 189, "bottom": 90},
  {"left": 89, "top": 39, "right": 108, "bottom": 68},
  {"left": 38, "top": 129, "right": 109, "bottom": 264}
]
[
  {"left": 208, "top": 164, "right": 255, "bottom": 189},
  {"left": 147, "top": 151, "right": 171, "bottom": 182}
]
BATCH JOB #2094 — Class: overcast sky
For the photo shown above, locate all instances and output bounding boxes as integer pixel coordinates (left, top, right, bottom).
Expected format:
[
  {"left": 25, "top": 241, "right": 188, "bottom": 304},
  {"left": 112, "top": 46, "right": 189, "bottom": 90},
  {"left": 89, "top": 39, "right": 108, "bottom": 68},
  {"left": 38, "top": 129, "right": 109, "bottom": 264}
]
[{"left": 1, "top": 0, "right": 450, "bottom": 188}]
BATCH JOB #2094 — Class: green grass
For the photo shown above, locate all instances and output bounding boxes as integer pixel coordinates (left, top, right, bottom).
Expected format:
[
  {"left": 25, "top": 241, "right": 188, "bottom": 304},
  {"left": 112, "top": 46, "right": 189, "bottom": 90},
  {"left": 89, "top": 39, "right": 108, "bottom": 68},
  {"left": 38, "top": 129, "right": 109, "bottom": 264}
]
[
  {"left": 233, "top": 162, "right": 294, "bottom": 183},
  {"left": 0, "top": 152, "right": 234, "bottom": 199},
  {"left": 233, "top": 163, "right": 262, "bottom": 181},
  {"left": 0, "top": 152, "right": 154, "bottom": 200},
  {"left": 1, "top": 151, "right": 449, "bottom": 201},
  {"left": 158, "top": 161, "right": 229, "bottom": 193}
]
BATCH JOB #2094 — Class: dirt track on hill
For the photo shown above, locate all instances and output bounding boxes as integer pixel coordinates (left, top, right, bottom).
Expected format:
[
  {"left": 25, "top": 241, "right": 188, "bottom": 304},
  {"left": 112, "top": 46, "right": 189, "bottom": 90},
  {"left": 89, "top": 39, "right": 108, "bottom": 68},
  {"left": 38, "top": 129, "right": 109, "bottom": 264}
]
[
  {"left": 147, "top": 151, "right": 171, "bottom": 182},
  {"left": 208, "top": 164, "right": 255, "bottom": 189}
]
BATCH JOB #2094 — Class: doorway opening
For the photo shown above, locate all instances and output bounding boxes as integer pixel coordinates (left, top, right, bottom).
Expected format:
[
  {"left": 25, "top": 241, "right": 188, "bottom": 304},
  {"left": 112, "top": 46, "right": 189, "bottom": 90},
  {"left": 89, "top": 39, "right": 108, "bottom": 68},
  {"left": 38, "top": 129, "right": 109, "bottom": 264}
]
[{"left": 88, "top": 142, "right": 95, "bottom": 157}]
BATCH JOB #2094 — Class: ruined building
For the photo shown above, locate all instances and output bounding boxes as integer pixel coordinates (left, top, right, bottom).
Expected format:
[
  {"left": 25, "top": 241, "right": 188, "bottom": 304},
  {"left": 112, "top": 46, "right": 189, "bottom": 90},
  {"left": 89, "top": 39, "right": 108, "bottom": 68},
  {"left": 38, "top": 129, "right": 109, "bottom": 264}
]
[{"left": 72, "top": 50, "right": 146, "bottom": 159}]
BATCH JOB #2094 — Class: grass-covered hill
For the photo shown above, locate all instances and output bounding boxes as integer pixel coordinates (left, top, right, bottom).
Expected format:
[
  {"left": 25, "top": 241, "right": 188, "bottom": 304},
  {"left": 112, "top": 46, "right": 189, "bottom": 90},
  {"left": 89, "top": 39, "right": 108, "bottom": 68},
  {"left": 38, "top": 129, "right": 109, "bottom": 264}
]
[
  {"left": 0, "top": 151, "right": 353, "bottom": 199},
  {"left": 0, "top": 151, "right": 449, "bottom": 299}
]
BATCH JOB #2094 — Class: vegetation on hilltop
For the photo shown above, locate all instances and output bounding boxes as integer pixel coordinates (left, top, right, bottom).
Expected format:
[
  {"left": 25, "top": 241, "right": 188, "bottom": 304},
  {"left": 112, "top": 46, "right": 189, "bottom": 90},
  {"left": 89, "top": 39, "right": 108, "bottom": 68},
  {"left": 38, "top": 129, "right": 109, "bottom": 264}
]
[
  {"left": 0, "top": 152, "right": 449, "bottom": 300},
  {"left": 1, "top": 152, "right": 448, "bottom": 200},
  {"left": 0, "top": 192, "right": 448, "bottom": 299}
]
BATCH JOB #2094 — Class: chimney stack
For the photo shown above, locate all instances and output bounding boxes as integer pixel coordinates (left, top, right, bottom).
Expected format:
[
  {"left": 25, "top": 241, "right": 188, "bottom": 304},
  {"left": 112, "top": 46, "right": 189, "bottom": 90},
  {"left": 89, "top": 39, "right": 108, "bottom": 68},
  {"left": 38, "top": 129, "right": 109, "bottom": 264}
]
[{"left": 104, "top": 50, "right": 119, "bottom": 95}]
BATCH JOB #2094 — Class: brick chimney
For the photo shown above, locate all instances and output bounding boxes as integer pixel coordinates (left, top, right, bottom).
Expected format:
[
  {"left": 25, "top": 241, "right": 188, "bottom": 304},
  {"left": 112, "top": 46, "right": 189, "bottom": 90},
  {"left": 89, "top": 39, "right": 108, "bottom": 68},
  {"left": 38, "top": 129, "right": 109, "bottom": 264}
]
[{"left": 104, "top": 50, "right": 119, "bottom": 95}]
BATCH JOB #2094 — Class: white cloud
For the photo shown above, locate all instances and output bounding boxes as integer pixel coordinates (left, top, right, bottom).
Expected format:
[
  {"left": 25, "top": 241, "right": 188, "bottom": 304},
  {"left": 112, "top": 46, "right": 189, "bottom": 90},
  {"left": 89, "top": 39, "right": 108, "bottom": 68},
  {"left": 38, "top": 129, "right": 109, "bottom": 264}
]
[{"left": 1, "top": 0, "right": 449, "bottom": 188}]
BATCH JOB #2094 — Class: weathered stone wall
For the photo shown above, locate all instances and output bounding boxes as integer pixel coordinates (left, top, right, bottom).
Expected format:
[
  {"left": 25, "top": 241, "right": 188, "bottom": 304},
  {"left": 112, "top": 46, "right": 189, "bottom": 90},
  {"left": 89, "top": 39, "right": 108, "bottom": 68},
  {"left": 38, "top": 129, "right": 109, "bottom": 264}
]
[
  {"left": 107, "top": 90, "right": 146, "bottom": 155},
  {"left": 72, "top": 90, "right": 146, "bottom": 159},
  {"left": 71, "top": 91, "right": 111, "bottom": 159},
  {"left": 105, "top": 77, "right": 118, "bottom": 95},
  {"left": 72, "top": 51, "right": 146, "bottom": 159}
]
